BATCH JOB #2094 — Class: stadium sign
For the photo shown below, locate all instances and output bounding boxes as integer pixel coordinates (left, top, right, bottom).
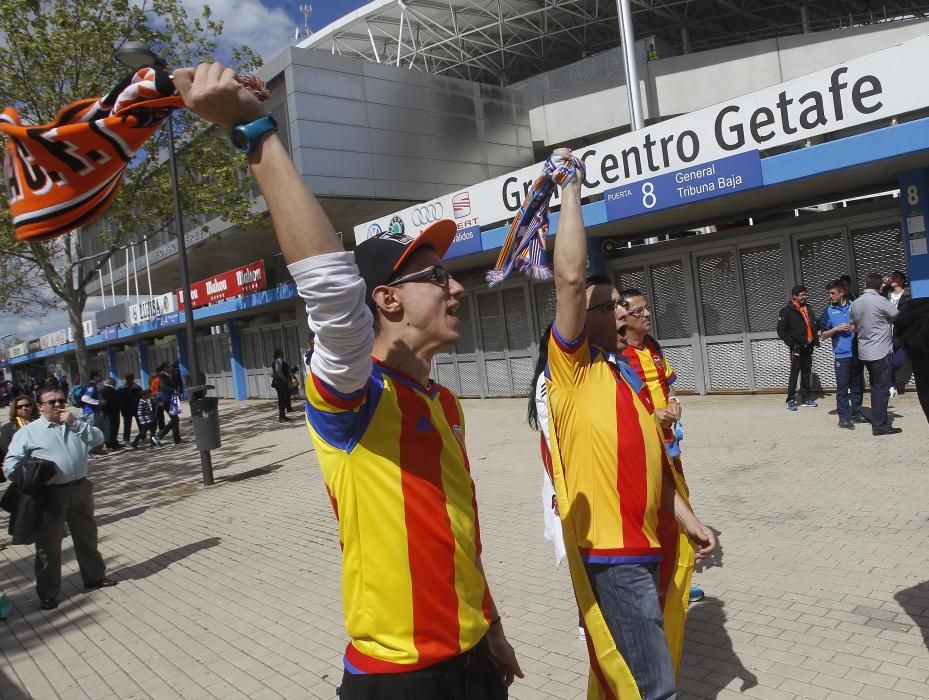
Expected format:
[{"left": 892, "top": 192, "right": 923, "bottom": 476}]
[{"left": 357, "top": 34, "right": 929, "bottom": 243}]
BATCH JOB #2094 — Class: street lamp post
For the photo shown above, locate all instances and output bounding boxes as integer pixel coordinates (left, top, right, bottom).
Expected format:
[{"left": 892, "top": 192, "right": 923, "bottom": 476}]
[{"left": 115, "top": 41, "right": 214, "bottom": 486}]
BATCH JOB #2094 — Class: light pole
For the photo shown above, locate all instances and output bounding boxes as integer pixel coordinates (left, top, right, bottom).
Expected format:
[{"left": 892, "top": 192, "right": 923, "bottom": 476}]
[{"left": 115, "top": 41, "right": 214, "bottom": 486}]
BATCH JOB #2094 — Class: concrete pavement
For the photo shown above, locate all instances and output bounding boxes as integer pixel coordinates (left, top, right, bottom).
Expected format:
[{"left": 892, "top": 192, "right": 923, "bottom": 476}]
[{"left": 1, "top": 391, "right": 928, "bottom": 699}]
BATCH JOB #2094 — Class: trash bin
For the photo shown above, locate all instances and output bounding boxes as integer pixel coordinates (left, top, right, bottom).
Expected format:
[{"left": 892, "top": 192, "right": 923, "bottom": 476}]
[{"left": 190, "top": 396, "right": 221, "bottom": 451}]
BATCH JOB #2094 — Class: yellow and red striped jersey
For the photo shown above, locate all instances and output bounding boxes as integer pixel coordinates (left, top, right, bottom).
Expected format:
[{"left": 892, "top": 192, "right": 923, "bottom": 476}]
[
  {"left": 305, "top": 359, "right": 491, "bottom": 674},
  {"left": 622, "top": 336, "right": 676, "bottom": 409},
  {"left": 545, "top": 325, "right": 674, "bottom": 564}
]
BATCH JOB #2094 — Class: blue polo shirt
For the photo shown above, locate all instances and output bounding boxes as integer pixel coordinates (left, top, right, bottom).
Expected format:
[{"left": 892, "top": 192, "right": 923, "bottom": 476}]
[{"left": 818, "top": 302, "right": 855, "bottom": 359}]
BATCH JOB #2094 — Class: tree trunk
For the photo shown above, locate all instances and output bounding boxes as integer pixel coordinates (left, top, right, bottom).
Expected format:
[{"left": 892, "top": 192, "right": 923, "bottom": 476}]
[{"left": 67, "top": 296, "right": 90, "bottom": 383}]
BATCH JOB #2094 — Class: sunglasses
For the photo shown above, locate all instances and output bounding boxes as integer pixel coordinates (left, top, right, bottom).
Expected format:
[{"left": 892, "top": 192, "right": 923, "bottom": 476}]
[
  {"left": 586, "top": 299, "right": 622, "bottom": 314},
  {"left": 40, "top": 399, "right": 67, "bottom": 406},
  {"left": 15, "top": 404, "right": 31, "bottom": 409},
  {"left": 388, "top": 265, "right": 451, "bottom": 287}
]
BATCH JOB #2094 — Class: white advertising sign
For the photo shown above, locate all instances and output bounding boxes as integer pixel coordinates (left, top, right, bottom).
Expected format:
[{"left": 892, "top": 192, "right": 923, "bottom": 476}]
[
  {"left": 357, "top": 34, "right": 929, "bottom": 242},
  {"left": 65, "top": 320, "right": 95, "bottom": 342},
  {"left": 8, "top": 343, "right": 28, "bottom": 358},
  {"left": 128, "top": 293, "right": 177, "bottom": 325},
  {"left": 40, "top": 329, "right": 68, "bottom": 350}
]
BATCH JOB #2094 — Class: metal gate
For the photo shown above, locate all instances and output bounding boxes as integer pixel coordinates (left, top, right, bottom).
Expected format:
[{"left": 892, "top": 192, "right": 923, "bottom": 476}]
[
  {"left": 88, "top": 353, "right": 109, "bottom": 378},
  {"left": 115, "top": 348, "right": 140, "bottom": 380},
  {"left": 241, "top": 322, "right": 304, "bottom": 398},
  {"left": 146, "top": 341, "right": 177, "bottom": 375},
  {"left": 430, "top": 210, "right": 907, "bottom": 396},
  {"left": 196, "top": 334, "right": 234, "bottom": 398}
]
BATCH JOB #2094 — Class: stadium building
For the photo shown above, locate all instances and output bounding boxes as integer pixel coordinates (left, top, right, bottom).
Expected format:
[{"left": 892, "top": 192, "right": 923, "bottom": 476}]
[{"left": 4, "top": 1, "right": 929, "bottom": 399}]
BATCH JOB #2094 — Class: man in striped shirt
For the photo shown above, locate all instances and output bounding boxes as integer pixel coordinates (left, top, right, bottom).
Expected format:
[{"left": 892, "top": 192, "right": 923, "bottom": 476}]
[
  {"left": 544, "top": 151, "right": 715, "bottom": 699},
  {"left": 176, "top": 63, "right": 521, "bottom": 699}
]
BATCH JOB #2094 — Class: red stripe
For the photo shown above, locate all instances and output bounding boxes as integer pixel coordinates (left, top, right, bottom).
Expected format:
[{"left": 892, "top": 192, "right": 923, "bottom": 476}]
[
  {"left": 397, "top": 385, "right": 462, "bottom": 663},
  {"left": 656, "top": 456, "right": 679, "bottom": 607},
  {"left": 615, "top": 379, "right": 651, "bottom": 550},
  {"left": 579, "top": 546, "right": 662, "bottom": 557},
  {"left": 344, "top": 643, "right": 439, "bottom": 674},
  {"left": 436, "top": 389, "right": 492, "bottom": 619},
  {"left": 585, "top": 634, "right": 619, "bottom": 700},
  {"left": 312, "top": 373, "right": 365, "bottom": 410},
  {"left": 540, "top": 434, "right": 554, "bottom": 480}
]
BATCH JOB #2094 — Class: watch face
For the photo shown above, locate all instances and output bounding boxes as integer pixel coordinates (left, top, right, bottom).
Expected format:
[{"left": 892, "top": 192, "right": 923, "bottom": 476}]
[{"left": 231, "top": 129, "right": 249, "bottom": 150}]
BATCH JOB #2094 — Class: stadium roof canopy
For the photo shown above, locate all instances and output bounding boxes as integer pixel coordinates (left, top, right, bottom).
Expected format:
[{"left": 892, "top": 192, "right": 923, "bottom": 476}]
[{"left": 297, "top": 0, "right": 929, "bottom": 86}]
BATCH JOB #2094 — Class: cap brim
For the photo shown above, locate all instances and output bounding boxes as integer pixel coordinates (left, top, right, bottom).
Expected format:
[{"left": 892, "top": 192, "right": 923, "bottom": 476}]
[{"left": 393, "top": 219, "right": 457, "bottom": 273}]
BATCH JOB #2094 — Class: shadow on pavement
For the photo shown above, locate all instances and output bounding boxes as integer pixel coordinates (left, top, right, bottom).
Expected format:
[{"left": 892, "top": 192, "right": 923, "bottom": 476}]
[
  {"left": 0, "top": 665, "right": 27, "bottom": 699},
  {"left": 216, "top": 463, "right": 284, "bottom": 484},
  {"left": 682, "top": 596, "right": 758, "bottom": 698},
  {"left": 111, "top": 537, "right": 221, "bottom": 582},
  {"left": 96, "top": 505, "right": 150, "bottom": 526},
  {"left": 894, "top": 581, "right": 929, "bottom": 649}
]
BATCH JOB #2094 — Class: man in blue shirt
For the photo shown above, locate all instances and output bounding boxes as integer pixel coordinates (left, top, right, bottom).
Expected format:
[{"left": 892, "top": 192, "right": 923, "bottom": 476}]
[
  {"left": 3, "top": 386, "right": 117, "bottom": 610},
  {"left": 818, "top": 280, "right": 864, "bottom": 430}
]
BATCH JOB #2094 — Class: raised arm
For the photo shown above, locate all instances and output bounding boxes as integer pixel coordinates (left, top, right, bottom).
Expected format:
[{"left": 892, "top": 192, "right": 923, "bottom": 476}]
[
  {"left": 552, "top": 151, "right": 587, "bottom": 342},
  {"left": 174, "top": 63, "right": 372, "bottom": 395},
  {"left": 173, "top": 63, "right": 341, "bottom": 263}
]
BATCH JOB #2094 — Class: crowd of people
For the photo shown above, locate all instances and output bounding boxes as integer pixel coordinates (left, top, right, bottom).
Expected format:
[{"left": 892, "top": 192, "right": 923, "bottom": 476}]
[{"left": 777, "top": 269, "right": 927, "bottom": 434}]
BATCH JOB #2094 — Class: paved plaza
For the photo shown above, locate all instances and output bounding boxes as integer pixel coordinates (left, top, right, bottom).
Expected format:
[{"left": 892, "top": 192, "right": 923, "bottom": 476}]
[{"left": 1, "top": 391, "right": 928, "bottom": 699}]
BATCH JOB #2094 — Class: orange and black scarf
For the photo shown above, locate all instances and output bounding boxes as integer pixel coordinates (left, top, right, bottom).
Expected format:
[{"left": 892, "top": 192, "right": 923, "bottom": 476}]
[{"left": 1, "top": 67, "right": 269, "bottom": 242}]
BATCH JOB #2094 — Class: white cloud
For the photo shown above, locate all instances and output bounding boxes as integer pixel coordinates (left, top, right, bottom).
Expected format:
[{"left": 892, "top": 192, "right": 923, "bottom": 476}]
[
  {"left": 184, "top": 0, "right": 298, "bottom": 64},
  {"left": 0, "top": 295, "right": 154, "bottom": 344}
]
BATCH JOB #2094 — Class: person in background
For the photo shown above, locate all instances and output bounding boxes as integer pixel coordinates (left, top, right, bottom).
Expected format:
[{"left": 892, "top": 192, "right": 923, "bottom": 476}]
[
  {"left": 851, "top": 272, "right": 900, "bottom": 436},
  {"left": 3, "top": 386, "right": 117, "bottom": 610},
  {"left": 776, "top": 285, "right": 819, "bottom": 411},
  {"left": 118, "top": 374, "right": 143, "bottom": 444},
  {"left": 620, "top": 287, "right": 705, "bottom": 604},
  {"left": 818, "top": 280, "right": 865, "bottom": 430},
  {"left": 81, "top": 371, "right": 106, "bottom": 456},
  {"left": 840, "top": 274, "right": 857, "bottom": 302},
  {"left": 893, "top": 298, "right": 929, "bottom": 424},
  {"left": 99, "top": 378, "right": 122, "bottom": 451},
  {"left": 884, "top": 270, "right": 912, "bottom": 396},
  {"left": 0, "top": 395, "right": 39, "bottom": 478},
  {"left": 133, "top": 390, "right": 160, "bottom": 448},
  {"left": 271, "top": 348, "right": 293, "bottom": 422},
  {"left": 155, "top": 366, "right": 183, "bottom": 445}
]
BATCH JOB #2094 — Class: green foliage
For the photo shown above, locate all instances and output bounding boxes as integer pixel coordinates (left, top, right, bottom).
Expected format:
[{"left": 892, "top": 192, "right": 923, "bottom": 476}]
[{"left": 0, "top": 0, "right": 267, "bottom": 372}]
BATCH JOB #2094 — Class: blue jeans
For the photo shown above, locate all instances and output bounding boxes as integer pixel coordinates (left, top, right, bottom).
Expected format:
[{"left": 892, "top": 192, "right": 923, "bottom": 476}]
[
  {"left": 585, "top": 562, "right": 677, "bottom": 700},
  {"left": 834, "top": 357, "right": 863, "bottom": 421}
]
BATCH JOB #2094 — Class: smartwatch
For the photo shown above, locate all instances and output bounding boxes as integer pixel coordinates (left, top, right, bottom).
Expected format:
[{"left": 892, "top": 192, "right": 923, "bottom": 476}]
[{"left": 231, "top": 114, "right": 278, "bottom": 154}]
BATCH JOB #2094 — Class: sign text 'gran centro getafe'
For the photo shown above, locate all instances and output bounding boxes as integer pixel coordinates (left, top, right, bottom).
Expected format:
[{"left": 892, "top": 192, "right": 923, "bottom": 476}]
[{"left": 357, "top": 34, "right": 929, "bottom": 250}]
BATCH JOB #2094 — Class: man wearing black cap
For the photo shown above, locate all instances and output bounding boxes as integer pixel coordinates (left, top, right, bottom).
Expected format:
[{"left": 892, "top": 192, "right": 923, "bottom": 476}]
[{"left": 174, "top": 63, "right": 521, "bottom": 699}]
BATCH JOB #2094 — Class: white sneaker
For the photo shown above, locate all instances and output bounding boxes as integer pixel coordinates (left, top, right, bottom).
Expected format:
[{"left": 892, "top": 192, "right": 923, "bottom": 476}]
[
  {"left": 578, "top": 626, "right": 586, "bottom": 641},
  {"left": 889, "top": 386, "right": 898, "bottom": 399}
]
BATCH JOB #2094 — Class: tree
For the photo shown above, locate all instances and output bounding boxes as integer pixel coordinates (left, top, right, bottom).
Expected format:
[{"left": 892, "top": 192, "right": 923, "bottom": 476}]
[{"left": 0, "top": 0, "right": 267, "bottom": 379}]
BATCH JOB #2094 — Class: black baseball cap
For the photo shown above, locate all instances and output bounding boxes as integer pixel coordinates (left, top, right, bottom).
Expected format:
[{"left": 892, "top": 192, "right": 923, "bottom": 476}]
[{"left": 355, "top": 219, "right": 457, "bottom": 307}]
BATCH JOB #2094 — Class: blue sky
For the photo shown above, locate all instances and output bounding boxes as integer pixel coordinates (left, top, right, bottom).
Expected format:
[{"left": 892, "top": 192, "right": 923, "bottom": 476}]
[{"left": 204, "top": 0, "right": 372, "bottom": 63}]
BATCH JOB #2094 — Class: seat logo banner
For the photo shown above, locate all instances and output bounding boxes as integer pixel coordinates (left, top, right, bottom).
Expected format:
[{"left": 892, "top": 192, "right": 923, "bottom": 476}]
[{"left": 357, "top": 34, "right": 929, "bottom": 242}]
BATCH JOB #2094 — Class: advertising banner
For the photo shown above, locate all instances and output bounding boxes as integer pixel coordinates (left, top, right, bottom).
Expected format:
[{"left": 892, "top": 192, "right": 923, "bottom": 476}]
[
  {"left": 177, "top": 260, "right": 266, "bottom": 310},
  {"left": 129, "top": 292, "right": 176, "bottom": 325},
  {"left": 357, "top": 34, "right": 929, "bottom": 244},
  {"left": 95, "top": 302, "right": 128, "bottom": 330}
]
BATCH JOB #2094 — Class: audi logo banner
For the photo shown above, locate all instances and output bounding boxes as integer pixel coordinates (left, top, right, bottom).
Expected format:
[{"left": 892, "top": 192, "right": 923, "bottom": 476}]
[{"left": 411, "top": 203, "right": 444, "bottom": 226}]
